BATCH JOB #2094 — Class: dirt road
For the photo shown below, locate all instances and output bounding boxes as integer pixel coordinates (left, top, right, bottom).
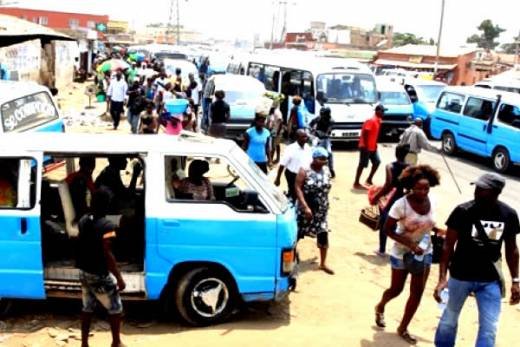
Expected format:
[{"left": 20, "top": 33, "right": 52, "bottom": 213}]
[{"left": 1, "top": 85, "right": 519, "bottom": 346}]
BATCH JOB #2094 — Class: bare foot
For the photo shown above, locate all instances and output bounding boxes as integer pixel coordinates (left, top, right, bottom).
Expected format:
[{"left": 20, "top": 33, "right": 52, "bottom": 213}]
[
  {"left": 365, "top": 181, "right": 374, "bottom": 187},
  {"left": 319, "top": 265, "right": 335, "bottom": 275},
  {"left": 397, "top": 328, "right": 417, "bottom": 345},
  {"left": 353, "top": 183, "right": 368, "bottom": 190}
]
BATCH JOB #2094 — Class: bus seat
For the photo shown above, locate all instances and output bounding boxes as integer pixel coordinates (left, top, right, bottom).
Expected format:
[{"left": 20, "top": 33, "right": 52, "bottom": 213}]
[{"left": 57, "top": 182, "right": 80, "bottom": 238}]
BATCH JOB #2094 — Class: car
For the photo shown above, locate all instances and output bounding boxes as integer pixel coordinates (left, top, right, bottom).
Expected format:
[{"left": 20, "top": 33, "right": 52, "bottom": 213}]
[
  {"left": 376, "top": 77, "right": 413, "bottom": 136},
  {"left": 404, "top": 78, "right": 447, "bottom": 135}
]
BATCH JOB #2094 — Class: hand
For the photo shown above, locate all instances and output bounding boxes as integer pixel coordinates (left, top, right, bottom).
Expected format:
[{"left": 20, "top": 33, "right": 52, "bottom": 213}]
[
  {"left": 116, "top": 277, "right": 126, "bottom": 292},
  {"left": 511, "top": 283, "right": 520, "bottom": 305},
  {"left": 434, "top": 279, "right": 448, "bottom": 303},
  {"left": 411, "top": 243, "right": 424, "bottom": 255},
  {"left": 304, "top": 207, "right": 313, "bottom": 221},
  {"left": 274, "top": 178, "right": 281, "bottom": 187},
  {"left": 369, "top": 196, "right": 378, "bottom": 206}
]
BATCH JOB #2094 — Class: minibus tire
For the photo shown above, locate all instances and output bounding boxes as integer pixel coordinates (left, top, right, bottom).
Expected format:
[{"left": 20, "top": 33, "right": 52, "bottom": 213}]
[
  {"left": 492, "top": 147, "right": 511, "bottom": 173},
  {"left": 441, "top": 132, "right": 457, "bottom": 155},
  {"left": 175, "top": 267, "right": 236, "bottom": 326}
]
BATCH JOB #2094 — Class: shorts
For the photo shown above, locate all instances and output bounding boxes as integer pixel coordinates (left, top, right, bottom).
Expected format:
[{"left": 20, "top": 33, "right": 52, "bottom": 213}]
[
  {"left": 390, "top": 254, "right": 433, "bottom": 270},
  {"left": 80, "top": 271, "right": 123, "bottom": 315},
  {"left": 358, "top": 149, "right": 381, "bottom": 168}
]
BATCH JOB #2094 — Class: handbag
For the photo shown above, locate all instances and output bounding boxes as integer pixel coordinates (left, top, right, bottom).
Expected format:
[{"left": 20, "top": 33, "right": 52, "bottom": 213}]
[
  {"left": 359, "top": 205, "right": 380, "bottom": 231},
  {"left": 403, "top": 252, "right": 427, "bottom": 275},
  {"left": 473, "top": 220, "right": 506, "bottom": 298}
]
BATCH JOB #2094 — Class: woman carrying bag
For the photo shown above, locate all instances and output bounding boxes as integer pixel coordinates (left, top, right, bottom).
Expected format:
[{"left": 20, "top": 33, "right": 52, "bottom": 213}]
[{"left": 374, "top": 165, "right": 445, "bottom": 345}]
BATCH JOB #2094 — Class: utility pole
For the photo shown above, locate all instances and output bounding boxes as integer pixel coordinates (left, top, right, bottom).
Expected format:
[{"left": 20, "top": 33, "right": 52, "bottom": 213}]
[
  {"left": 434, "top": 0, "right": 446, "bottom": 75},
  {"left": 176, "top": 0, "right": 181, "bottom": 45},
  {"left": 269, "top": 1, "right": 277, "bottom": 49},
  {"left": 167, "top": 0, "right": 175, "bottom": 44}
]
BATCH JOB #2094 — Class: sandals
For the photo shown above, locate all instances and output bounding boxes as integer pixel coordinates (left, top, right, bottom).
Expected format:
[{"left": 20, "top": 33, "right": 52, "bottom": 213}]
[
  {"left": 375, "top": 308, "right": 386, "bottom": 328},
  {"left": 398, "top": 329, "right": 418, "bottom": 345},
  {"left": 319, "top": 266, "right": 335, "bottom": 275}
]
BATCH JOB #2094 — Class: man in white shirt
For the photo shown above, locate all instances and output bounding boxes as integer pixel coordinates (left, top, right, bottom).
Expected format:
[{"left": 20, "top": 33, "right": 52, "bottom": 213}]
[
  {"left": 274, "top": 129, "right": 313, "bottom": 200},
  {"left": 107, "top": 70, "right": 128, "bottom": 130},
  {"left": 399, "top": 118, "right": 438, "bottom": 164}
]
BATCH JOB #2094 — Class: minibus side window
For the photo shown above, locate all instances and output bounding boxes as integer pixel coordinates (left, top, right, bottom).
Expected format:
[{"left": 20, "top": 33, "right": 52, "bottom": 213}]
[
  {"left": 437, "top": 92, "right": 464, "bottom": 114},
  {"left": 498, "top": 104, "right": 520, "bottom": 129},
  {"left": 165, "top": 155, "right": 268, "bottom": 213},
  {"left": 0, "top": 158, "right": 36, "bottom": 209},
  {"left": 463, "top": 97, "right": 496, "bottom": 121}
]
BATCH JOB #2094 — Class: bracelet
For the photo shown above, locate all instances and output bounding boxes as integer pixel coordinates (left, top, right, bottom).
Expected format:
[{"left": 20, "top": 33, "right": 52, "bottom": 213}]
[{"left": 513, "top": 278, "right": 520, "bottom": 284}]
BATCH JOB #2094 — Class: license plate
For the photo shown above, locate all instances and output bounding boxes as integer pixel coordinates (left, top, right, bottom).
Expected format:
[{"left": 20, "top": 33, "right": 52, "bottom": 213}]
[{"left": 342, "top": 131, "right": 358, "bottom": 137}]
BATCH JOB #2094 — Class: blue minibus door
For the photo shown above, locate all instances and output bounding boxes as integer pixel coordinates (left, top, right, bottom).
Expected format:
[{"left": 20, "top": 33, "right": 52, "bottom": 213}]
[{"left": 0, "top": 154, "right": 45, "bottom": 299}]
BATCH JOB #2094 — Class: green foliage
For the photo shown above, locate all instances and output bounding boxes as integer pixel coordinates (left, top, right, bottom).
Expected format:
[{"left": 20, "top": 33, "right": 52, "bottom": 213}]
[
  {"left": 466, "top": 19, "right": 506, "bottom": 49},
  {"left": 392, "top": 32, "right": 429, "bottom": 47}
]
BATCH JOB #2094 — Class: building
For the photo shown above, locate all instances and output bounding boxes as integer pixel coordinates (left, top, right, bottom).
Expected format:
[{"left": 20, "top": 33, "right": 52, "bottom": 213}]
[
  {"left": 134, "top": 24, "right": 203, "bottom": 45},
  {"left": 0, "top": 7, "right": 108, "bottom": 31},
  {"left": 304, "top": 23, "right": 393, "bottom": 50},
  {"left": 107, "top": 20, "right": 129, "bottom": 35},
  {"left": 374, "top": 44, "right": 487, "bottom": 85}
]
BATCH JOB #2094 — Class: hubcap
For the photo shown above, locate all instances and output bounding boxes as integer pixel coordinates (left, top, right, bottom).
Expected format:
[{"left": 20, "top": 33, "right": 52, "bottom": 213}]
[
  {"left": 494, "top": 153, "right": 506, "bottom": 169},
  {"left": 190, "top": 278, "right": 229, "bottom": 318}
]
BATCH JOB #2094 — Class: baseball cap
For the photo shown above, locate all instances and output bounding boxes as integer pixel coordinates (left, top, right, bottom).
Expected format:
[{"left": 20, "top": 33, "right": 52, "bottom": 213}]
[
  {"left": 375, "top": 104, "right": 387, "bottom": 112},
  {"left": 471, "top": 172, "right": 506, "bottom": 191}
]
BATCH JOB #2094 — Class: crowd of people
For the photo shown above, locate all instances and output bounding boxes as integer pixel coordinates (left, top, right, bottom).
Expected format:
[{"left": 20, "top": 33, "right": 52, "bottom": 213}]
[{"left": 74, "top": 51, "right": 520, "bottom": 347}]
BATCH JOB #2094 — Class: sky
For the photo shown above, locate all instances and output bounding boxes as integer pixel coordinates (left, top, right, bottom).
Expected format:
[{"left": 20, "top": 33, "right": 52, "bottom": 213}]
[{"left": 8, "top": 0, "right": 520, "bottom": 48}]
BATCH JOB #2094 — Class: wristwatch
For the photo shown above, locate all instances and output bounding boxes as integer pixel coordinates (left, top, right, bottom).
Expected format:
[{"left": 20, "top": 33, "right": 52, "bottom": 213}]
[{"left": 513, "top": 278, "right": 520, "bottom": 284}]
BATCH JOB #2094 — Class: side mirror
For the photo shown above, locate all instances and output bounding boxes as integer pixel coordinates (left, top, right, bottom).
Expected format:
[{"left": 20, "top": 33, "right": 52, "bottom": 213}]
[{"left": 316, "top": 91, "right": 327, "bottom": 105}]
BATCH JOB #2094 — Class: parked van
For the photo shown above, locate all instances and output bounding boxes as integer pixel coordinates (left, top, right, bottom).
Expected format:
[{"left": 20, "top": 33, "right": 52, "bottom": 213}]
[
  {"left": 376, "top": 77, "right": 413, "bottom": 136},
  {"left": 404, "top": 78, "right": 446, "bottom": 134},
  {"left": 430, "top": 86, "right": 520, "bottom": 172},
  {"left": 474, "top": 78, "right": 520, "bottom": 94},
  {"left": 0, "top": 132, "right": 297, "bottom": 325},
  {"left": 0, "top": 81, "right": 64, "bottom": 134},
  {"left": 203, "top": 74, "right": 267, "bottom": 140}
]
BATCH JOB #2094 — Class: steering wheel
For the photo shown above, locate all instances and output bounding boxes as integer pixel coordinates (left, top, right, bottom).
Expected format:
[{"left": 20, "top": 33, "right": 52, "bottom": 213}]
[{"left": 226, "top": 176, "right": 240, "bottom": 188}]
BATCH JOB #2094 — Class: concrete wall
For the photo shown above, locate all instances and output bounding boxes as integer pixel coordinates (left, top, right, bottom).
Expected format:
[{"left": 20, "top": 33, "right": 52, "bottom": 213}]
[
  {"left": 53, "top": 40, "right": 77, "bottom": 89},
  {"left": 0, "top": 39, "right": 42, "bottom": 82}
]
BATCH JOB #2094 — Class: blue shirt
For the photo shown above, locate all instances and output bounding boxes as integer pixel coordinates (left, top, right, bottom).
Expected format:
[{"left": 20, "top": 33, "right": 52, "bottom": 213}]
[{"left": 246, "top": 127, "right": 270, "bottom": 163}]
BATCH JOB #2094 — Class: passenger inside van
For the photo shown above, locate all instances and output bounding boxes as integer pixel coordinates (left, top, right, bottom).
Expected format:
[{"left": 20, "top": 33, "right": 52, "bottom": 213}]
[
  {"left": 177, "top": 160, "right": 215, "bottom": 201},
  {"left": 65, "top": 156, "right": 96, "bottom": 221},
  {"left": 0, "top": 161, "right": 17, "bottom": 208},
  {"left": 95, "top": 156, "right": 142, "bottom": 213}
]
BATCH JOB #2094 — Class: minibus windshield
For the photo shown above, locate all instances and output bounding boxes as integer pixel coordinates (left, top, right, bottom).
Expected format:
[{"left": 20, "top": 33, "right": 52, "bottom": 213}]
[{"left": 317, "top": 73, "right": 377, "bottom": 105}]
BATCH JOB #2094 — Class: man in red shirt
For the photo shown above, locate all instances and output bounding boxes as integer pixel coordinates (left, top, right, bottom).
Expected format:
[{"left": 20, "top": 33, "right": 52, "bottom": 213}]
[{"left": 353, "top": 104, "right": 385, "bottom": 189}]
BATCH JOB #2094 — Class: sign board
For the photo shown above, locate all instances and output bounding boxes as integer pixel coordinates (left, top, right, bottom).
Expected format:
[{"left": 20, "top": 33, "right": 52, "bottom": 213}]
[
  {"left": 87, "top": 30, "right": 98, "bottom": 40},
  {"left": 96, "top": 23, "right": 107, "bottom": 33}
]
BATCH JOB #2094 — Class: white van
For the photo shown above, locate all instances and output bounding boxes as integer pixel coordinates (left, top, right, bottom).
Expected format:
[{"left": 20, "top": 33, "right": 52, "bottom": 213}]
[{"left": 475, "top": 78, "right": 520, "bottom": 94}]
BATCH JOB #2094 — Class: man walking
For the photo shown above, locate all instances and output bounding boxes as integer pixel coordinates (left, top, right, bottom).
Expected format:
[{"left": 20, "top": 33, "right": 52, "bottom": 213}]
[
  {"left": 274, "top": 129, "right": 312, "bottom": 201},
  {"left": 434, "top": 173, "right": 520, "bottom": 347},
  {"left": 107, "top": 69, "right": 128, "bottom": 130},
  {"left": 76, "top": 188, "right": 126, "bottom": 347},
  {"left": 126, "top": 80, "right": 145, "bottom": 134},
  {"left": 353, "top": 104, "right": 384, "bottom": 189},
  {"left": 399, "top": 118, "right": 438, "bottom": 164}
]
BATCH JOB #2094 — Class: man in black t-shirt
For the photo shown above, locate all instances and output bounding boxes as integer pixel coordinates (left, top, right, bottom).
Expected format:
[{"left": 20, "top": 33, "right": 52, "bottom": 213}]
[
  {"left": 434, "top": 173, "right": 520, "bottom": 347},
  {"left": 77, "top": 188, "right": 126, "bottom": 347}
]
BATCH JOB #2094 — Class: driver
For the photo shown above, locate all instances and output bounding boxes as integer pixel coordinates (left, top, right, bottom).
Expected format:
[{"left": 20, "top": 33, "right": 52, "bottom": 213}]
[{"left": 178, "top": 160, "right": 214, "bottom": 201}]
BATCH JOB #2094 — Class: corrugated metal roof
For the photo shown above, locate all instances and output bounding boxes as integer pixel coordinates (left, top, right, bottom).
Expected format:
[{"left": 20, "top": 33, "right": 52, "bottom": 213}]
[
  {"left": 380, "top": 44, "right": 478, "bottom": 58},
  {"left": 0, "top": 14, "right": 73, "bottom": 42}
]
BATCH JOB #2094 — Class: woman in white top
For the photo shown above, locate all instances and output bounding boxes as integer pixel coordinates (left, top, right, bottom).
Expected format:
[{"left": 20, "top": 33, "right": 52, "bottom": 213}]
[{"left": 374, "top": 165, "right": 444, "bottom": 345}]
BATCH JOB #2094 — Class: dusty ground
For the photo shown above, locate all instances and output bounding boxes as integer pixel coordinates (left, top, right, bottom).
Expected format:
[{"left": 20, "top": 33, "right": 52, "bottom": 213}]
[{"left": 1, "top": 83, "right": 519, "bottom": 346}]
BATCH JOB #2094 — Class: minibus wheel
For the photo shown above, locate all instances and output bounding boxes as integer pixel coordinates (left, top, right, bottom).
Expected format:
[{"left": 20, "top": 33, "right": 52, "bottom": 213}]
[
  {"left": 175, "top": 267, "right": 236, "bottom": 326},
  {"left": 441, "top": 132, "right": 457, "bottom": 155},
  {"left": 492, "top": 147, "right": 510, "bottom": 173}
]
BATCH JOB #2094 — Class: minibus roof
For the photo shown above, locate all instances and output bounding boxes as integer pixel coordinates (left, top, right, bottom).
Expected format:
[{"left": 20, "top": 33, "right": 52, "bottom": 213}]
[
  {"left": 247, "top": 52, "right": 373, "bottom": 75},
  {"left": 442, "top": 86, "right": 520, "bottom": 105},
  {"left": 0, "top": 132, "right": 236, "bottom": 156},
  {"left": 0, "top": 81, "right": 51, "bottom": 105},
  {"left": 403, "top": 78, "right": 447, "bottom": 87}
]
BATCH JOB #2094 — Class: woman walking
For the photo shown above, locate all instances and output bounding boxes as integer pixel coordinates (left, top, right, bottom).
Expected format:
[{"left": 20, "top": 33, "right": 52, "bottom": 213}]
[
  {"left": 374, "top": 165, "right": 443, "bottom": 344},
  {"left": 370, "top": 144, "right": 410, "bottom": 256},
  {"left": 295, "top": 147, "right": 334, "bottom": 275},
  {"left": 243, "top": 114, "right": 271, "bottom": 174}
]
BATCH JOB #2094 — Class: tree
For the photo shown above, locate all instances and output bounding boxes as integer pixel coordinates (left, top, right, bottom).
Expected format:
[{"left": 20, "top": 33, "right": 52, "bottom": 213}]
[
  {"left": 392, "top": 32, "right": 429, "bottom": 47},
  {"left": 501, "top": 34, "right": 520, "bottom": 54},
  {"left": 466, "top": 19, "right": 506, "bottom": 50}
]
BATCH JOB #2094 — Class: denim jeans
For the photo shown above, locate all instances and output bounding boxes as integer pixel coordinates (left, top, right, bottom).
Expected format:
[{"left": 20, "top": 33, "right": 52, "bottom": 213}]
[
  {"left": 317, "top": 137, "right": 334, "bottom": 173},
  {"left": 435, "top": 278, "right": 501, "bottom": 347},
  {"left": 127, "top": 110, "right": 140, "bottom": 134}
]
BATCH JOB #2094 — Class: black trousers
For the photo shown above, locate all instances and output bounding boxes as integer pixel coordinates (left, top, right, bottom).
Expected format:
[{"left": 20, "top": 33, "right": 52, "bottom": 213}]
[
  {"left": 285, "top": 170, "right": 297, "bottom": 201},
  {"left": 110, "top": 101, "right": 124, "bottom": 129}
]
